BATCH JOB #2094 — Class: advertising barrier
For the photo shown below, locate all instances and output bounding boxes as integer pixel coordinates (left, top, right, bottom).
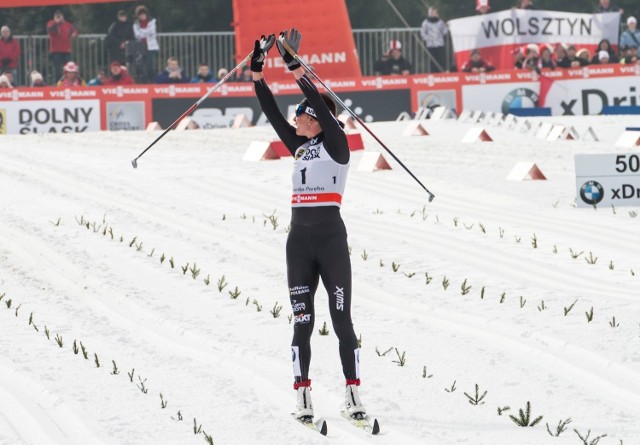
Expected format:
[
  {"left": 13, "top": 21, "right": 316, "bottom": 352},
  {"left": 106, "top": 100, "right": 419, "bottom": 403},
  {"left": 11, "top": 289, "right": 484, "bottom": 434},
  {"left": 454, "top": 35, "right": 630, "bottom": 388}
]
[{"left": 1, "top": 65, "right": 639, "bottom": 134}]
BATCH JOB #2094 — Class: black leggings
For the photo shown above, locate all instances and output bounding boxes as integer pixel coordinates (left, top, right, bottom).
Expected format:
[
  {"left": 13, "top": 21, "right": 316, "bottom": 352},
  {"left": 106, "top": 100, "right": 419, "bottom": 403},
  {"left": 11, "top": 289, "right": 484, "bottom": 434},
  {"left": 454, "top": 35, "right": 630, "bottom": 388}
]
[{"left": 287, "top": 218, "right": 360, "bottom": 383}]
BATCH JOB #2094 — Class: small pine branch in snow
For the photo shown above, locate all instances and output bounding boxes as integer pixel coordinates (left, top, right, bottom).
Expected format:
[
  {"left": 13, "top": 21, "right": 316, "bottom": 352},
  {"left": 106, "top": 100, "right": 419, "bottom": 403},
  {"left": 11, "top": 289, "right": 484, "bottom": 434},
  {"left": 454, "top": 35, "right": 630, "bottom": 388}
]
[
  {"left": 497, "top": 406, "right": 511, "bottom": 416},
  {"left": 546, "top": 418, "right": 572, "bottom": 437},
  {"left": 287, "top": 314, "right": 292, "bottom": 324},
  {"left": 479, "top": 223, "right": 486, "bottom": 234},
  {"left": 318, "top": 321, "right": 330, "bottom": 336},
  {"left": 128, "top": 368, "right": 135, "bottom": 382},
  {"left": 453, "top": 217, "right": 459, "bottom": 227},
  {"left": 72, "top": 340, "right": 79, "bottom": 354},
  {"left": 5, "top": 298, "right": 12, "bottom": 309},
  {"left": 137, "top": 376, "right": 148, "bottom": 394},
  {"left": 574, "top": 429, "right": 607, "bottom": 445},
  {"left": 204, "top": 274, "right": 210, "bottom": 286},
  {"left": 228, "top": 286, "right": 241, "bottom": 299},
  {"left": 499, "top": 227, "right": 505, "bottom": 238},
  {"left": 94, "top": 353, "right": 100, "bottom": 368},
  {"left": 245, "top": 297, "right": 250, "bottom": 306},
  {"left": 553, "top": 244, "right": 558, "bottom": 254},
  {"left": 442, "top": 277, "right": 450, "bottom": 290},
  {"left": 171, "top": 410, "right": 183, "bottom": 421},
  {"left": 631, "top": 269, "right": 635, "bottom": 276},
  {"left": 410, "top": 210, "right": 416, "bottom": 218},
  {"left": 445, "top": 381, "right": 457, "bottom": 393},
  {"left": 49, "top": 217, "right": 62, "bottom": 226},
  {"left": 252, "top": 299, "right": 262, "bottom": 312},
  {"left": 270, "top": 302, "right": 282, "bottom": 318},
  {"left": 392, "top": 348, "right": 406, "bottom": 366},
  {"left": 609, "top": 260, "right": 615, "bottom": 270},
  {"left": 379, "top": 259, "right": 385, "bottom": 268},
  {"left": 585, "top": 252, "right": 598, "bottom": 265},
  {"left": 109, "top": 227, "right": 114, "bottom": 239},
  {"left": 391, "top": 262, "right": 400, "bottom": 272},
  {"left": 0, "top": 293, "right": 3, "bottom": 302},
  {"left": 480, "top": 286, "right": 485, "bottom": 299},
  {"left": 80, "top": 342, "right": 89, "bottom": 359},
  {"left": 348, "top": 246, "right": 352, "bottom": 256},
  {"left": 500, "top": 292, "right": 506, "bottom": 304},
  {"left": 135, "top": 242, "right": 143, "bottom": 252},
  {"left": 119, "top": 236, "right": 123, "bottom": 243},
  {"left": 147, "top": 248, "right": 155, "bottom": 257},
  {"left": 460, "top": 279, "right": 471, "bottom": 295},
  {"left": 44, "top": 325, "right": 50, "bottom": 339},
  {"left": 425, "top": 272, "right": 433, "bottom": 285},
  {"left": 464, "top": 384, "right": 487, "bottom": 405},
  {"left": 404, "top": 272, "right": 415, "bottom": 278},
  {"left": 111, "top": 360, "right": 120, "bottom": 375},
  {"left": 193, "top": 418, "right": 202, "bottom": 434},
  {"left": 357, "top": 334, "right": 362, "bottom": 348},
  {"left": 515, "top": 236, "right": 521, "bottom": 243},
  {"left": 585, "top": 307, "right": 594, "bottom": 323},
  {"left": 14, "top": 303, "right": 21, "bottom": 317},
  {"left": 609, "top": 317, "right": 619, "bottom": 328},
  {"left": 564, "top": 299, "right": 578, "bottom": 316},
  {"left": 509, "top": 401, "right": 543, "bottom": 427},
  {"left": 374, "top": 208, "right": 383, "bottom": 214},
  {"left": 361, "top": 250, "right": 368, "bottom": 261},
  {"left": 160, "top": 393, "right": 168, "bottom": 409},
  {"left": 375, "top": 347, "right": 393, "bottom": 357},
  {"left": 28, "top": 312, "right": 34, "bottom": 325},
  {"left": 422, "top": 366, "right": 433, "bottom": 379},
  {"left": 570, "top": 248, "right": 584, "bottom": 260},
  {"left": 222, "top": 214, "right": 226, "bottom": 221},
  {"left": 552, "top": 200, "right": 559, "bottom": 208},
  {"left": 160, "top": 253, "right": 166, "bottom": 264},
  {"left": 629, "top": 210, "right": 638, "bottom": 218},
  {"left": 520, "top": 296, "right": 527, "bottom": 308},
  {"left": 464, "top": 223, "right": 474, "bottom": 230},
  {"left": 181, "top": 263, "right": 189, "bottom": 275},
  {"left": 421, "top": 205, "right": 428, "bottom": 220},
  {"left": 129, "top": 237, "right": 137, "bottom": 248},
  {"left": 55, "top": 334, "right": 63, "bottom": 348},
  {"left": 531, "top": 233, "right": 538, "bottom": 249},
  {"left": 75, "top": 215, "right": 85, "bottom": 226},
  {"left": 263, "top": 211, "right": 279, "bottom": 230},
  {"left": 190, "top": 263, "right": 201, "bottom": 280},
  {"left": 538, "top": 300, "right": 547, "bottom": 312},
  {"left": 169, "top": 257, "right": 175, "bottom": 268},
  {"left": 102, "top": 226, "right": 107, "bottom": 236},
  {"left": 217, "top": 276, "right": 228, "bottom": 292}
]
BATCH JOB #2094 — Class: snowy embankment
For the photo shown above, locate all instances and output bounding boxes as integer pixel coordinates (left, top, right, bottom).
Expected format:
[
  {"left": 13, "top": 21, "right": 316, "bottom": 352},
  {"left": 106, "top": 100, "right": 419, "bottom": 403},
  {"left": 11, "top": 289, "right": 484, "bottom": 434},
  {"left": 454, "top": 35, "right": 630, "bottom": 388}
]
[{"left": 0, "top": 115, "right": 639, "bottom": 445}]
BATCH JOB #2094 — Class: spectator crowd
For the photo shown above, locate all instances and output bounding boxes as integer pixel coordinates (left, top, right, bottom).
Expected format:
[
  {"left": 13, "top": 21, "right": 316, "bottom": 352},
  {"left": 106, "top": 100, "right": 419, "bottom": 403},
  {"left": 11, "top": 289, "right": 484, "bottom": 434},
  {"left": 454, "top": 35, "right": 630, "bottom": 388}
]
[{"left": 1, "top": 0, "right": 639, "bottom": 88}]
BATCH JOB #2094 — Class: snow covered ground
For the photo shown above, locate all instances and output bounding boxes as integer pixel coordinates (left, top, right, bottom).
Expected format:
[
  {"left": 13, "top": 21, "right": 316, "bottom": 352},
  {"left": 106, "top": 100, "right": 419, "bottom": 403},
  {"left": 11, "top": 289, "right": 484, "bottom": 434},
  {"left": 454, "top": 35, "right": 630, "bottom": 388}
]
[{"left": 0, "top": 114, "right": 639, "bottom": 445}]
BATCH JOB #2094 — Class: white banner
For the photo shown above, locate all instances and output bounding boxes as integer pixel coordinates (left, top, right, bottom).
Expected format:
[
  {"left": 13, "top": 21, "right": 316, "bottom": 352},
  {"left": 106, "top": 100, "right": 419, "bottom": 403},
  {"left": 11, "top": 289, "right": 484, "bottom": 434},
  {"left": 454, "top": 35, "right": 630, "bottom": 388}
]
[
  {"left": 0, "top": 100, "right": 100, "bottom": 135},
  {"left": 575, "top": 154, "right": 640, "bottom": 208},
  {"left": 449, "top": 10, "right": 620, "bottom": 52}
]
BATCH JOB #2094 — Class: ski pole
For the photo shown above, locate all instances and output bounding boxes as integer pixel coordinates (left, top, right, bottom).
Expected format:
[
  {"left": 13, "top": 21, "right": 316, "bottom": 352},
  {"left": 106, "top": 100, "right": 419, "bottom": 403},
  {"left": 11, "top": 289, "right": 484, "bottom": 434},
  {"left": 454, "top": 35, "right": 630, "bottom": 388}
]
[
  {"left": 131, "top": 51, "right": 254, "bottom": 169},
  {"left": 280, "top": 38, "right": 435, "bottom": 202}
]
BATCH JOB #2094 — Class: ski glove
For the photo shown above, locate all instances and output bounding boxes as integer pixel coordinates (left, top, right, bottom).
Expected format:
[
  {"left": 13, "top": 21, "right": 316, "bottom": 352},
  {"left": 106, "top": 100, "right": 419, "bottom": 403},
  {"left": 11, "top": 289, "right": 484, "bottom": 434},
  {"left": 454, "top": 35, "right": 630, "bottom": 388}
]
[
  {"left": 276, "top": 28, "right": 302, "bottom": 71},
  {"left": 250, "top": 34, "right": 276, "bottom": 73}
]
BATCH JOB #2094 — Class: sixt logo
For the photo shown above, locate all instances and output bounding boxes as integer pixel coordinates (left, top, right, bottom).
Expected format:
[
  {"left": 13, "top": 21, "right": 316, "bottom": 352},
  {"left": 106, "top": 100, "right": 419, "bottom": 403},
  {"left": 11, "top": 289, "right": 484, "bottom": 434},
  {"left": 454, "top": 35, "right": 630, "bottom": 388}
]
[
  {"left": 335, "top": 286, "right": 344, "bottom": 311},
  {"left": 294, "top": 314, "right": 312, "bottom": 324}
]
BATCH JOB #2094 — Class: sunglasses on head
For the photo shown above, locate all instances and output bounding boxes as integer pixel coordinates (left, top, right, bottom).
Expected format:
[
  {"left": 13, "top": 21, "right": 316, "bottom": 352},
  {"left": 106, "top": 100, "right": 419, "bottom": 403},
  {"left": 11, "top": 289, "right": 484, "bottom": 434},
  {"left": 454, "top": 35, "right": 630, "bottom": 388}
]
[{"left": 295, "top": 103, "right": 317, "bottom": 119}]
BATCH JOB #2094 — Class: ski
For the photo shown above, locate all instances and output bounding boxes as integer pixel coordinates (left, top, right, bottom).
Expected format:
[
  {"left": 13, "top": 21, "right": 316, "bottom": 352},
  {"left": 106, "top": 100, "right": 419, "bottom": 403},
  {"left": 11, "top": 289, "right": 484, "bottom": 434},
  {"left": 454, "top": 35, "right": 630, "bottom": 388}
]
[
  {"left": 340, "top": 411, "right": 380, "bottom": 435},
  {"left": 292, "top": 414, "right": 328, "bottom": 436}
]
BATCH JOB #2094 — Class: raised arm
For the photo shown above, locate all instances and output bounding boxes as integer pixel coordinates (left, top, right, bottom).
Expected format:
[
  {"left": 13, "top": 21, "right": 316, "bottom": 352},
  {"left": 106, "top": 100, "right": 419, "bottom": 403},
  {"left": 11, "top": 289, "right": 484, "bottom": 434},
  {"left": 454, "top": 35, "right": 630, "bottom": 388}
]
[{"left": 251, "top": 36, "right": 306, "bottom": 154}]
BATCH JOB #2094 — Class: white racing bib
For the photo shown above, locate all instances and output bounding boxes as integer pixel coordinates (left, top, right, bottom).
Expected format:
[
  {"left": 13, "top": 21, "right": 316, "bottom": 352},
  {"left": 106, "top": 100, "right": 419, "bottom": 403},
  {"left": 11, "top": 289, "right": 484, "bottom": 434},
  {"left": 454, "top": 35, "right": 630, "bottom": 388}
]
[{"left": 291, "top": 138, "right": 350, "bottom": 208}]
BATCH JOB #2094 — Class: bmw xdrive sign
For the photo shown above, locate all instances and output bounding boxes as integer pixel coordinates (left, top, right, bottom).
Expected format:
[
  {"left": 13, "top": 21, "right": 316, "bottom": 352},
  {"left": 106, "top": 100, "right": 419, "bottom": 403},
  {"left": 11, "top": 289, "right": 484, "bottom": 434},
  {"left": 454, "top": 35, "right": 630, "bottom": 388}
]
[{"left": 575, "top": 154, "right": 640, "bottom": 208}]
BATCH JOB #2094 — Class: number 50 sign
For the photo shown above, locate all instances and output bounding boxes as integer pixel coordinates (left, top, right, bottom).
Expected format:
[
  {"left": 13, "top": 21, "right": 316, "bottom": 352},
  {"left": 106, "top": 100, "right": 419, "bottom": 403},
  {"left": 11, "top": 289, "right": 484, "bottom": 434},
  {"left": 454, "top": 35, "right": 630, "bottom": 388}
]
[{"left": 575, "top": 153, "right": 640, "bottom": 208}]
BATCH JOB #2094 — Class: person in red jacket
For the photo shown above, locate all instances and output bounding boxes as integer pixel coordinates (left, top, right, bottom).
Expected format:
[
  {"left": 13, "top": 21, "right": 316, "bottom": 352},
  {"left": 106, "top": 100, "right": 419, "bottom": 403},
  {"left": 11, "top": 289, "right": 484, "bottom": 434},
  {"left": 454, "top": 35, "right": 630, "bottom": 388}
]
[
  {"left": 104, "top": 61, "right": 135, "bottom": 85},
  {"left": 47, "top": 10, "right": 78, "bottom": 83},
  {"left": 0, "top": 26, "right": 20, "bottom": 86},
  {"left": 461, "top": 49, "right": 495, "bottom": 72}
]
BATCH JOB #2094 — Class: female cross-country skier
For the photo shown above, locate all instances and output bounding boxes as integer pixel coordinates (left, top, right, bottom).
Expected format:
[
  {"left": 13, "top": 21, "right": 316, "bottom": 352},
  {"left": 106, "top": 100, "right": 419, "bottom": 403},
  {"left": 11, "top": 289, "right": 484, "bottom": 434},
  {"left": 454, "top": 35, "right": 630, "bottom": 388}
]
[{"left": 250, "top": 29, "right": 366, "bottom": 422}]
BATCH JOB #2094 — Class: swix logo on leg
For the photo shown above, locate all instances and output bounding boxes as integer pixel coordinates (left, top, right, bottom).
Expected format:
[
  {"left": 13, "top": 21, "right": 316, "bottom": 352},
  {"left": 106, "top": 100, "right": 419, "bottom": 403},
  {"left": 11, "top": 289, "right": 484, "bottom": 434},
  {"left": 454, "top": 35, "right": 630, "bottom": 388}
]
[{"left": 335, "top": 286, "right": 345, "bottom": 311}]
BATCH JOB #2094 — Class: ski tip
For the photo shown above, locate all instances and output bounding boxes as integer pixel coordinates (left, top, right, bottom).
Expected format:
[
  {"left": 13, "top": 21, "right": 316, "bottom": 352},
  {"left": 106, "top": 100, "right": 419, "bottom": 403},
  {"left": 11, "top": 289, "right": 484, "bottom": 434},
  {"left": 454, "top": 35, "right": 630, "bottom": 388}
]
[
  {"left": 372, "top": 418, "right": 380, "bottom": 435},
  {"left": 319, "top": 420, "right": 328, "bottom": 436}
]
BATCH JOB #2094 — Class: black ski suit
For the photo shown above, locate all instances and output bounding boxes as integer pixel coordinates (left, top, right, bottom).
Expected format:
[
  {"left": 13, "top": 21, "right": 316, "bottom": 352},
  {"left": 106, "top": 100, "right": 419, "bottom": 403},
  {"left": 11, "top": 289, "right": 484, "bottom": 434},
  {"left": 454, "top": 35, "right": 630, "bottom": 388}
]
[{"left": 253, "top": 74, "right": 360, "bottom": 384}]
